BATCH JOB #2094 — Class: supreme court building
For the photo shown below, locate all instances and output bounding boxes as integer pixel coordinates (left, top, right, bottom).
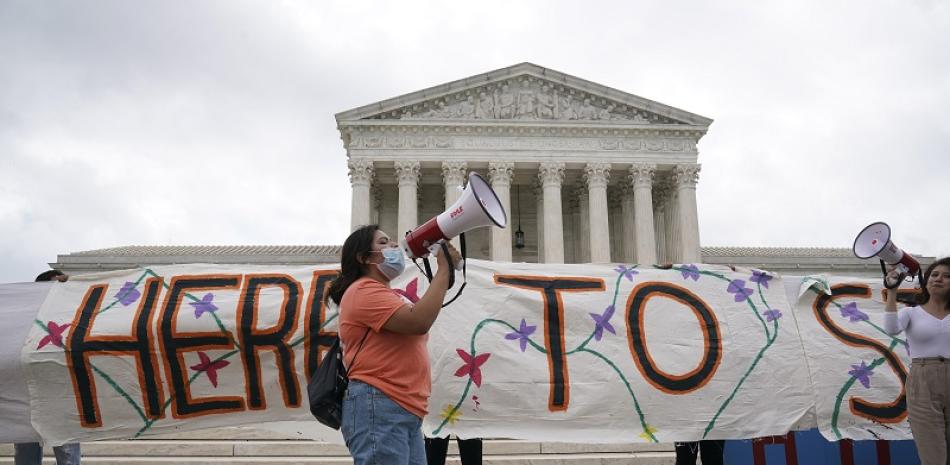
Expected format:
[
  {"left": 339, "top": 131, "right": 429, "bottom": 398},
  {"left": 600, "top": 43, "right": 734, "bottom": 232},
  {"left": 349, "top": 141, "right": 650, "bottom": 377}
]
[{"left": 52, "top": 63, "right": 927, "bottom": 275}]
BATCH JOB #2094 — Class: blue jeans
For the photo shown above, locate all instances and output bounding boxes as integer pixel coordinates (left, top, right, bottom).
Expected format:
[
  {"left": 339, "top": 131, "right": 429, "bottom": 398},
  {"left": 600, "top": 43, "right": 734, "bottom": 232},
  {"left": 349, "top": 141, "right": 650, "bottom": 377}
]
[
  {"left": 342, "top": 380, "right": 425, "bottom": 465},
  {"left": 14, "top": 442, "right": 81, "bottom": 465}
]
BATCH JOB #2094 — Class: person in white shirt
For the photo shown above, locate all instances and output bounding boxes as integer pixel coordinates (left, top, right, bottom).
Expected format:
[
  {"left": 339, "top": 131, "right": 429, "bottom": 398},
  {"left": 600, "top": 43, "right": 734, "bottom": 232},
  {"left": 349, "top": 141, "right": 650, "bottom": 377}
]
[{"left": 884, "top": 257, "right": 950, "bottom": 465}]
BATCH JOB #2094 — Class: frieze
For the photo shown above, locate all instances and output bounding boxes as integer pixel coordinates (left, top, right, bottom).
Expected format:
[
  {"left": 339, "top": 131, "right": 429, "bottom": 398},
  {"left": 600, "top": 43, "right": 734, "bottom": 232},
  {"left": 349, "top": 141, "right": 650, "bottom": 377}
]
[
  {"left": 363, "top": 76, "right": 684, "bottom": 124},
  {"left": 347, "top": 133, "right": 697, "bottom": 153}
]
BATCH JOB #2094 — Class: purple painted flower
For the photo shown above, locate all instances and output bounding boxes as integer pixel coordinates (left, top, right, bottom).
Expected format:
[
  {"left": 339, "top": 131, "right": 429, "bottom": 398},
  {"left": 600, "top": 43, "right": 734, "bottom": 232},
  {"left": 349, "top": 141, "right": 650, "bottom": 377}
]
[
  {"left": 763, "top": 309, "right": 783, "bottom": 322},
  {"left": 839, "top": 302, "right": 868, "bottom": 323},
  {"left": 750, "top": 270, "right": 773, "bottom": 289},
  {"left": 614, "top": 265, "right": 639, "bottom": 282},
  {"left": 681, "top": 264, "right": 700, "bottom": 281},
  {"left": 505, "top": 318, "right": 537, "bottom": 352},
  {"left": 849, "top": 361, "right": 874, "bottom": 389},
  {"left": 589, "top": 305, "right": 617, "bottom": 341},
  {"left": 190, "top": 293, "right": 218, "bottom": 318},
  {"left": 114, "top": 281, "right": 141, "bottom": 306},
  {"left": 727, "top": 279, "right": 754, "bottom": 302}
]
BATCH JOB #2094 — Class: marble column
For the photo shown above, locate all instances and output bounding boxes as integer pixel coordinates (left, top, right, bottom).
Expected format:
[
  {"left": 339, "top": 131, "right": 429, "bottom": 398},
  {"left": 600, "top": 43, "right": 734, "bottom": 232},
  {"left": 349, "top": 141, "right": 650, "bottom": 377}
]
[
  {"left": 395, "top": 160, "right": 420, "bottom": 238},
  {"left": 538, "top": 162, "right": 565, "bottom": 264},
  {"left": 575, "top": 184, "right": 590, "bottom": 263},
  {"left": 348, "top": 158, "right": 374, "bottom": 231},
  {"left": 675, "top": 163, "right": 702, "bottom": 263},
  {"left": 630, "top": 163, "right": 657, "bottom": 264},
  {"left": 620, "top": 182, "right": 637, "bottom": 263},
  {"left": 442, "top": 161, "right": 468, "bottom": 248},
  {"left": 664, "top": 181, "right": 680, "bottom": 262},
  {"left": 488, "top": 161, "right": 514, "bottom": 262},
  {"left": 584, "top": 162, "right": 611, "bottom": 263},
  {"left": 654, "top": 190, "right": 667, "bottom": 264},
  {"left": 370, "top": 185, "right": 382, "bottom": 225},
  {"left": 568, "top": 195, "right": 581, "bottom": 263},
  {"left": 608, "top": 187, "right": 623, "bottom": 262},
  {"left": 533, "top": 180, "right": 545, "bottom": 262}
]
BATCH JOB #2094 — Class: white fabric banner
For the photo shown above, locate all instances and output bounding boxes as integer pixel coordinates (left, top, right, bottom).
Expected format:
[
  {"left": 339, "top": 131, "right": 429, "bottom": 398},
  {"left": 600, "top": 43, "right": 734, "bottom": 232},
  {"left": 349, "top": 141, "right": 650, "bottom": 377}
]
[
  {"left": 792, "top": 275, "right": 912, "bottom": 441},
  {"left": 0, "top": 261, "right": 913, "bottom": 444}
]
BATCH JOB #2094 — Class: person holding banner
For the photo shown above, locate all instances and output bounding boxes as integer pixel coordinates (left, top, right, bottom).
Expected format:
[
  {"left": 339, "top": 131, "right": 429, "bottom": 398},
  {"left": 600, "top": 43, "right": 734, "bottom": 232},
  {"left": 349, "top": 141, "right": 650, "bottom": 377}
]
[
  {"left": 674, "top": 440, "right": 724, "bottom": 465},
  {"left": 884, "top": 257, "right": 950, "bottom": 465},
  {"left": 328, "top": 225, "right": 460, "bottom": 465},
  {"left": 14, "top": 269, "right": 81, "bottom": 465}
]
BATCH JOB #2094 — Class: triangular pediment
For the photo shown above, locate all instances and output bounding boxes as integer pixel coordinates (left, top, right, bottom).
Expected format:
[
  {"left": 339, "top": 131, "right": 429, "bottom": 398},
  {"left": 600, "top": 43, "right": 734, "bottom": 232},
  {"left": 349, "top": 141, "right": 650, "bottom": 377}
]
[{"left": 336, "top": 63, "right": 712, "bottom": 127}]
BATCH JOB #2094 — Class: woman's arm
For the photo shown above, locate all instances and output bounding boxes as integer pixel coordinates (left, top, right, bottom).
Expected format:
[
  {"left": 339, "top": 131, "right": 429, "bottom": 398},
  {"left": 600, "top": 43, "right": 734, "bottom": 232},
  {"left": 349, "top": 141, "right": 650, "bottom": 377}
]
[
  {"left": 883, "top": 268, "right": 907, "bottom": 335},
  {"left": 383, "top": 244, "right": 460, "bottom": 335}
]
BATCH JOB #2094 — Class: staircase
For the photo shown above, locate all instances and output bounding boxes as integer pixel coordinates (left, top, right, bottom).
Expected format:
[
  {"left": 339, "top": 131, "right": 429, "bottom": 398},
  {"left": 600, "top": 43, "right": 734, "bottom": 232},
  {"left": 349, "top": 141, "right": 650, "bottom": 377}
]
[{"left": 2, "top": 427, "right": 675, "bottom": 464}]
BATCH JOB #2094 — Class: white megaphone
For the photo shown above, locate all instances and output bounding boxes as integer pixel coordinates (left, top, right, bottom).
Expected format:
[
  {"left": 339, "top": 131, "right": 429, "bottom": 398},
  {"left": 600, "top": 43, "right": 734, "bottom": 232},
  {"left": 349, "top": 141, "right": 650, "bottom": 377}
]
[
  {"left": 401, "top": 172, "right": 507, "bottom": 259},
  {"left": 852, "top": 221, "right": 921, "bottom": 275}
]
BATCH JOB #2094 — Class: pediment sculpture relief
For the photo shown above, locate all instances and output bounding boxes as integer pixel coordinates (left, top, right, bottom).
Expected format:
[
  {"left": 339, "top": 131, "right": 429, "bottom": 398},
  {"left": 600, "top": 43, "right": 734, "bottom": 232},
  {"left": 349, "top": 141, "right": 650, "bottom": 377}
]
[{"left": 366, "top": 78, "right": 680, "bottom": 124}]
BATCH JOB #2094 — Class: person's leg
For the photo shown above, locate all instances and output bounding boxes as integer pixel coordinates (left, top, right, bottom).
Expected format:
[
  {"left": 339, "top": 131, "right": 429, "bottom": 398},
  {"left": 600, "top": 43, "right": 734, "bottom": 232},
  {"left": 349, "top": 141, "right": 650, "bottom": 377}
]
[
  {"left": 13, "top": 442, "right": 43, "bottom": 465},
  {"left": 908, "top": 362, "right": 947, "bottom": 465},
  {"left": 698, "top": 440, "right": 725, "bottom": 465},
  {"left": 456, "top": 438, "right": 483, "bottom": 465},
  {"left": 674, "top": 441, "right": 699, "bottom": 465},
  {"left": 53, "top": 443, "right": 81, "bottom": 465},
  {"left": 342, "top": 380, "right": 421, "bottom": 465},
  {"left": 425, "top": 436, "right": 450, "bottom": 465},
  {"left": 406, "top": 417, "right": 426, "bottom": 465}
]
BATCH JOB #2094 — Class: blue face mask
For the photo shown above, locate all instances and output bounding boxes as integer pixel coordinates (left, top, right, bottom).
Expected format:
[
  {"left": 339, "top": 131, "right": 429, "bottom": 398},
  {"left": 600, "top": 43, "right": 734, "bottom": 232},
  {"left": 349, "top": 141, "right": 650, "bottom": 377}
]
[{"left": 372, "top": 248, "right": 406, "bottom": 280}]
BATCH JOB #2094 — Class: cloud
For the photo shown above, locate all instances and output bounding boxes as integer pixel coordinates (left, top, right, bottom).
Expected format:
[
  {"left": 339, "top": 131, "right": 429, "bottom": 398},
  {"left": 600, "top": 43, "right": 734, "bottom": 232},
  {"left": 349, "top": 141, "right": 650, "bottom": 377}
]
[{"left": 1, "top": 0, "right": 948, "bottom": 281}]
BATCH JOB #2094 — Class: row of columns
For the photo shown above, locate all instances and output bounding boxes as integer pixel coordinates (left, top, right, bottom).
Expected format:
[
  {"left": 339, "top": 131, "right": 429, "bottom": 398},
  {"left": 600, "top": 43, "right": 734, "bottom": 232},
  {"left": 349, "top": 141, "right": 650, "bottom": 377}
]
[{"left": 348, "top": 158, "right": 701, "bottom": 264}]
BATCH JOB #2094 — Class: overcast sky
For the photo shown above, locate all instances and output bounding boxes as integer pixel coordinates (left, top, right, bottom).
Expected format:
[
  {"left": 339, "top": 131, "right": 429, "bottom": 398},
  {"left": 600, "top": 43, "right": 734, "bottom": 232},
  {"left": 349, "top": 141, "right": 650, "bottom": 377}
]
[{"left": 1, "top": 0, "right": 948, "bottom": 282}]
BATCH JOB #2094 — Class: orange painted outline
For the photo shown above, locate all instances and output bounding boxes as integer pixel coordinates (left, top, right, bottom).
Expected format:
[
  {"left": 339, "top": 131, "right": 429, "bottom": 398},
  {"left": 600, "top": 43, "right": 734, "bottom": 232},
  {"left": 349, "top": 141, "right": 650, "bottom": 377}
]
[
  {"left": 813, "top": 284, "right": 908, "bottom": 424},
  {"left": 157, "top": 274, "right": 245, "bottom": 420},
  {"left": 493, "top": 274, "right": 605, "bottom": 412},
  {"left": 625, "top": 281, "right": 722, "bottom": 395},
  {"left": 236, "top": 273, "right": 302, "bottom": 410},
  {"left": 303, "top": 270, "right": 340, "bottom": 382}
]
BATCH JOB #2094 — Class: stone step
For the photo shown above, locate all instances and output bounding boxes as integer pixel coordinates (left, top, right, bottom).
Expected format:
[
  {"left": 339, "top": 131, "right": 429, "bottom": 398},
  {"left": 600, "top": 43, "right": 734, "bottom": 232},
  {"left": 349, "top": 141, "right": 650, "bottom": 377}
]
[
  {"left": 0, "top": 452, "right": 675, "bottom": 465},
  {"left": 1, "top": 440, "right": 675, "bottom": 457}
]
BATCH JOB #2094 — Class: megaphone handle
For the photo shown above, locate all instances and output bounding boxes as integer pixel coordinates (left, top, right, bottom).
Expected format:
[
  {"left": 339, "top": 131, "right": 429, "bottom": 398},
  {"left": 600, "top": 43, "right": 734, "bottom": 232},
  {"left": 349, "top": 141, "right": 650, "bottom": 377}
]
[
  {"left": 439, "top": 241, "right": 456, "bottom": 290},
  {"left": 881, "top": 259, "right": 904, "bottom": 289}
]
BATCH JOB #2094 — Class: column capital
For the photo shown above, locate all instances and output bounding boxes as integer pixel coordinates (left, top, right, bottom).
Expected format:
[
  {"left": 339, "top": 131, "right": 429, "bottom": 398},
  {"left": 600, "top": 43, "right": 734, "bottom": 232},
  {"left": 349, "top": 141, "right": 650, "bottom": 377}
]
[
  {"left": 488, "top": 161, "right": 515, "bottom": 186},
  {"left": 673, "top": 163, "right": 701, "bottom": 188},
  {"left": 441, "top": 160, "right": 468, "bottom": 186},
  {"left": 532, "top": 178, "right": 544, "bottom": 198},
  {"left": 347, "top": 158, "right": 375, "bottom": 187},
  {"left": 629, "top": 163, "right": 657, "bottom": 188},
  {"left": 583, "top": 162, "right": 611, "bottom": 189},
  {"left": 620, "top": 180, "right": 635, "bottom": 199},
  {"left": 538, "top": 162, "right": 565, "bottom": 188},
  {"left": 394, "top": 160, "right": 421, "bottom": 187}
]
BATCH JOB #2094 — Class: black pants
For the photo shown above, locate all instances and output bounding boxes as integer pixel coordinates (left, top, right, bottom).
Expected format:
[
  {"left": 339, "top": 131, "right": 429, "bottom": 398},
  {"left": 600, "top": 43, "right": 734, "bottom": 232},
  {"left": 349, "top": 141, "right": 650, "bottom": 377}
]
[
  {"left": 674, "top": 440, "right": 725, "bottom": 465},
  {"left": 425, "top": 436, "right": 483, "bottom": 465}
]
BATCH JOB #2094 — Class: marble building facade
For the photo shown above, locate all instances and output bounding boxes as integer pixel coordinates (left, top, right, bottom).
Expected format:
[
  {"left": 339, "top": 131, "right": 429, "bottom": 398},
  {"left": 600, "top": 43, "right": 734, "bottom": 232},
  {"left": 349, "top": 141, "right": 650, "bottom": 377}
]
[
  {"left": 52, "top": 64, "right": 928, "bottom": 276},
  {"left": 338, "top": 63, "right": 710, "bottom": 265}
]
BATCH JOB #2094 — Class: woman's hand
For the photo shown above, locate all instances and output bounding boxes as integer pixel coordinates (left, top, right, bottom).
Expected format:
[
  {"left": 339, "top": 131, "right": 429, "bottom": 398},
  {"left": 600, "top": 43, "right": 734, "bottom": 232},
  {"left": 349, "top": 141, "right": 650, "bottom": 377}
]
[
  {"left": 434, "top": 241, "right": 462, "bottom": 272},
  {"left": 884, "top": 264, "right": 905, "bottom": 290}
]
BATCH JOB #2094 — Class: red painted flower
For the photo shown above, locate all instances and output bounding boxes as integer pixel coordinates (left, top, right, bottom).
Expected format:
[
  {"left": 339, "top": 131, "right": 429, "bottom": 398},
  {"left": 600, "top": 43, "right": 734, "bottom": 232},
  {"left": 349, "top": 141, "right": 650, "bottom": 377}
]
[
  {"left": 393, "top": 278, "right": 420, "bottom": 303},
  {"left": 454, "top": 349, "right": 491, "bottom": 387},
  {"left": 37, "top": 321, "right": 70, "bottom": 349},
  {"left": 190, "top": 351, "right": 230, "bottom": 388}
]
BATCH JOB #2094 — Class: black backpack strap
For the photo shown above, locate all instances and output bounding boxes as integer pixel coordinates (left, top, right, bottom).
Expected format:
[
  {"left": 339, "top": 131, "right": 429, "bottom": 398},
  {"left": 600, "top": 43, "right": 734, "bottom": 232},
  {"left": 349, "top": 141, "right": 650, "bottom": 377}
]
[{"left": 344, "top": 328, "right": 371, "bottom": 376}]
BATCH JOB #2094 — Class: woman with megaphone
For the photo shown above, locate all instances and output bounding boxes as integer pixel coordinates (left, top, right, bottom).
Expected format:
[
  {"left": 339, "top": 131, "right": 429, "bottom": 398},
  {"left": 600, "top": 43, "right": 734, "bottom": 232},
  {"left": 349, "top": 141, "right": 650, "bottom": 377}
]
[
  {"left": 883, "top": 257, "right": 950, "bottom": 465},
  {"left": 327, "top": 224, "right": 461, "bottom": 465}
]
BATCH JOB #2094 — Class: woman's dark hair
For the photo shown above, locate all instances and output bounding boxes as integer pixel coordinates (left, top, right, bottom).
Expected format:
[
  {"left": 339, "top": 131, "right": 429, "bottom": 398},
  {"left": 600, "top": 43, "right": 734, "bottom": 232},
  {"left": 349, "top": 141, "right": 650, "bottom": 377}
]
[
  {"left": 327, "top": 224, "right": 380, "bottom": 305},
  {"left": 916, "top": 256, "right": 950, "bottom": 310}
]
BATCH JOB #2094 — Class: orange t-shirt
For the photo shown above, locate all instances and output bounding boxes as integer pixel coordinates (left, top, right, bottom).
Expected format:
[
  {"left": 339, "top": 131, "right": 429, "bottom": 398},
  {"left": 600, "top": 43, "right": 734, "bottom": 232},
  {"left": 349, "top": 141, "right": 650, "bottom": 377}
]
[{"left": 339, "top": 277, "right": 431, "bottom": 418}]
